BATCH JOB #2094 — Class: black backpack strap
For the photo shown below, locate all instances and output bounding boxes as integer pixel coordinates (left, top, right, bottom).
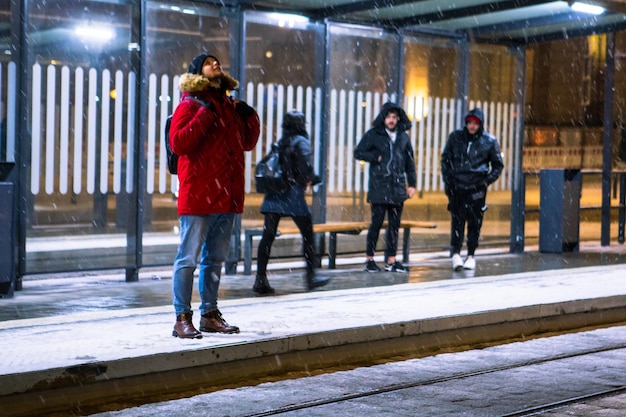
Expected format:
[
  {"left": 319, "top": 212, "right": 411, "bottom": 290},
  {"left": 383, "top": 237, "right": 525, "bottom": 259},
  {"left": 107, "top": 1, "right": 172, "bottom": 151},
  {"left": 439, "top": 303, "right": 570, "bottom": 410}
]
[
  {"left": 183, "top": 96, "right": 217, "bottom": 114},
  {"left": 280, "top": 137, "right": 305, "bottom": 185}
]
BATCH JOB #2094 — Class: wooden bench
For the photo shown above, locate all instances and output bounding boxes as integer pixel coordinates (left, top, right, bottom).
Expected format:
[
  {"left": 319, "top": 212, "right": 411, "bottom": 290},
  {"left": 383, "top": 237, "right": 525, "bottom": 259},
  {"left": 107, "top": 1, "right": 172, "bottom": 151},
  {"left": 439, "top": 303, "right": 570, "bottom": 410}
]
[{"left": 243, "top": 220, "right": 437, "bottom": 275}]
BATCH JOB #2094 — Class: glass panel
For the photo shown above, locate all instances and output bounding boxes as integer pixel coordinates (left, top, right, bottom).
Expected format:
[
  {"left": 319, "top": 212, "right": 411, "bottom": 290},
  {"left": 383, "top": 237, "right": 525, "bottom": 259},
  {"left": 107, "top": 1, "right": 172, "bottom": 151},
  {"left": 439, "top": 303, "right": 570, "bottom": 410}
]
[
  {"left": 468, "top": 45, "right": 519, "bottom": 249},
  {"left": 244, "top": 12, "right": 320, "bottom": 227},
  {"left": 146, "top": 2, "right": 230, "bottom": 76},
  {"left": 0, "top": 0, "right": 12, "bottom": 163},
  {"left": 143, "top": 1, "right": 230, "bottom": 266},
  {"left": 329, "top": 24, "right": 399, "bottom": 94},
  {"left": 245, "top": 12, "right": 317, "bottom": 87},
  {"left": 404, "top": 36, "right": 458, "bottom": 104},
  {"left": 22, "top": 1, "right": 233, "bottom": 273},
  {"left": 404, "top": 38, "right": 519, "bottom": 252},
  {"left": 469, "top": 43, "right": 517, "bottom": 104},
  {"left": 327, "top": 24, "right": 400, "bottom": 222},
  {"left": 402, "top": 34, "right": 459, "bottom": 200},
  {"left": 25, "top": 0, "right": 135, "bottom": 273}
]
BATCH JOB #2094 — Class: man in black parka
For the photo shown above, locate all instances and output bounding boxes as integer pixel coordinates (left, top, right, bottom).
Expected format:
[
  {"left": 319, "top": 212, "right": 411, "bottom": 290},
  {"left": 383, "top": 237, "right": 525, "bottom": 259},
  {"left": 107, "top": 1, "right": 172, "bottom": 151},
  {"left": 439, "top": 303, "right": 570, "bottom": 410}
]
[
  {"left": 441, "top": 108, "right": 503, "bottom": 271},
  {"left": 354, "top": 102, "right": 417, "bottom": 273}
]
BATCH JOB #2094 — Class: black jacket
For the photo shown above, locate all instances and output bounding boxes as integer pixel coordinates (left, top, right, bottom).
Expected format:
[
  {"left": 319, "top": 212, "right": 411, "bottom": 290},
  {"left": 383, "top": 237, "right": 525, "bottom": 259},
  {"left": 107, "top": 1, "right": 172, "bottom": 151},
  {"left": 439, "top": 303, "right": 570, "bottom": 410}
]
[
  {"left": 354, "top": 102, "right": 417, "bottom": 205},
  {"left": 441, "top": 108, "right": 504, "bottom": 191},
  {"left": 279, "top": 135, "right": 315, "bottom": 188},
  {"left": 261, "top": 135, "right": 314, "bottom": 216}
]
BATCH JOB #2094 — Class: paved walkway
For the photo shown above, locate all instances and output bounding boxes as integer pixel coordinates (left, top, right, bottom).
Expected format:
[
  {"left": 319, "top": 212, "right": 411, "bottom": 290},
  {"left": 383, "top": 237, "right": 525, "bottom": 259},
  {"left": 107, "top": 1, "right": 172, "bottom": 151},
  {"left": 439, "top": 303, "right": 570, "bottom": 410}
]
[{"left": 1, "top": 243, "right": 626, "bottom": 416}]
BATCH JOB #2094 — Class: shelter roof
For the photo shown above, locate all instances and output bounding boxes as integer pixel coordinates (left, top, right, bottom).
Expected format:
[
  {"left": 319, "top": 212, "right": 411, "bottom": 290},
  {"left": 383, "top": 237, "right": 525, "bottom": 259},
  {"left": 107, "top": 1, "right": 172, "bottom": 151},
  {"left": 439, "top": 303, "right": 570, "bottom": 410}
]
[{"left": 238, "top": 0, "right": 626, "bottom": 44}]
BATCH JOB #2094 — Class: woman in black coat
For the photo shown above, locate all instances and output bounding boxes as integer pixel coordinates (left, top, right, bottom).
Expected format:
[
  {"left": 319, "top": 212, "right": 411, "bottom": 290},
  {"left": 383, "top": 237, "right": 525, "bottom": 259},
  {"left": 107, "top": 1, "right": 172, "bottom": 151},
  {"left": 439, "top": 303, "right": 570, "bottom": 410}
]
[{"left": 253, "top": 111, "right": 329, "bottom": 294}]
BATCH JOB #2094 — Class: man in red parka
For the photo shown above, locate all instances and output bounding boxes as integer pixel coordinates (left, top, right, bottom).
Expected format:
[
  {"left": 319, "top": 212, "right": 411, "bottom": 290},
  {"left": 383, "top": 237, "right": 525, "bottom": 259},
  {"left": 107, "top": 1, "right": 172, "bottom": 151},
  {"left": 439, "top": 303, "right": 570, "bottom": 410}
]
[{"left": 169, "top": 53, "right": 260, "bottom": 338}]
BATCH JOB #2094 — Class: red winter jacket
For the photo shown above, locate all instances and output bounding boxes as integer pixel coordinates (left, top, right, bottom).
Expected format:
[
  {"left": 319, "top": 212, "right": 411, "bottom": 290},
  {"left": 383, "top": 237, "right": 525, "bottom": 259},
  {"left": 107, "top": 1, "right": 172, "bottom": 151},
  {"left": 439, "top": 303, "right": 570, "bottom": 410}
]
[{"left": 169, "top": 73, "right": 260, "bottom": 215}]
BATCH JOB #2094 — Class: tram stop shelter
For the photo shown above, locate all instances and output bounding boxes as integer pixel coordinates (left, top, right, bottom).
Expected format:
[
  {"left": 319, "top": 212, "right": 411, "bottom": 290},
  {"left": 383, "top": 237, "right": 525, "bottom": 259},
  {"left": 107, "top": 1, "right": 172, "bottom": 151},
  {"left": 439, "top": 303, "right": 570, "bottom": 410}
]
[{"left": 3, "top": 0, "right": 626, "bottom": 294}]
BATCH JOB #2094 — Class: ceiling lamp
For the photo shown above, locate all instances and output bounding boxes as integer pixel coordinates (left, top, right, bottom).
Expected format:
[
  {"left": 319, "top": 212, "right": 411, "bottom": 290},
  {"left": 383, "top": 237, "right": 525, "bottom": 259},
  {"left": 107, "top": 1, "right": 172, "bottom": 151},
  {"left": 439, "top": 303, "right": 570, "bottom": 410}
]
[
  {"left": 571, "top": 2, "right": 606, "bottom": 15},
  {"left": 75, "top": 24, "right": 114, "bottom": 42}
]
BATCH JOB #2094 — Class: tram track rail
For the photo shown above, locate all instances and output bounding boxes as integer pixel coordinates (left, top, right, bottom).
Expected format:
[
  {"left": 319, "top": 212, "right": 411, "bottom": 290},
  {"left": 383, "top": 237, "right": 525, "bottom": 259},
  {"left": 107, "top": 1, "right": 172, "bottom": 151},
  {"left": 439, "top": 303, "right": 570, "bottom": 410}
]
[
  {"left": 501, "top": 386, "right": 626, "bottom": 416},
  {"left": 240, "top": 343, "right": 626, "bottom": 417},
  {"left": 5, "top": 281, "right": 626, "bottom": 417}
]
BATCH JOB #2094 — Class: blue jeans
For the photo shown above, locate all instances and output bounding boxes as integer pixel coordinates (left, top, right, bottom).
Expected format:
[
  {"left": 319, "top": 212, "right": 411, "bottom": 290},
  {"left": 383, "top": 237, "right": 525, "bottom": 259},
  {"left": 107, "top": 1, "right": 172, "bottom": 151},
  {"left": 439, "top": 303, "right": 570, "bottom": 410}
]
[{"left": 172, "top": 213, "right": 235, "bottom": 316}]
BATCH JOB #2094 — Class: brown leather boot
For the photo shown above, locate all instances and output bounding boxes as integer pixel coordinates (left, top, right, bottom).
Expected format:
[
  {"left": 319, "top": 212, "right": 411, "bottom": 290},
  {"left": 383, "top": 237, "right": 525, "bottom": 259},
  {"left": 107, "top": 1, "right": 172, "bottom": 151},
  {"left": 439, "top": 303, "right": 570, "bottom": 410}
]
[
  {"left": 200, "top": 309, "right": 240, "bottom": 334},
  {"left": 172, "top": 312, "right": 202, "bottom": 339}
]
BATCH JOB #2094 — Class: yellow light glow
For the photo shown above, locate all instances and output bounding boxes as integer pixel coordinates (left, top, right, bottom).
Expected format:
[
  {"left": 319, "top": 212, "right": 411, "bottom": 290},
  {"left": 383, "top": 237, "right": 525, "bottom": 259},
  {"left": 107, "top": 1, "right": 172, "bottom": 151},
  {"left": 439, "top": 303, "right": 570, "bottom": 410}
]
[{"left": 404, "top": 88, "right": 429, "bottom": 122}]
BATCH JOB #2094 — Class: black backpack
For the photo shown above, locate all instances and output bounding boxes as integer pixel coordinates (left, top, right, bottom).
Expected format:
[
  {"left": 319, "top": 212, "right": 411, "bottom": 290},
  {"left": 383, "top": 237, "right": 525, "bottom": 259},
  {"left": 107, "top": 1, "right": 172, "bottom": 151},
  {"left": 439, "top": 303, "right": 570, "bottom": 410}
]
[
  {"left": 164, "top": 96, "right": 212, "bottom": 175},
  {"left": 255, "top": 143, "right": 291, "bottom": 194}
]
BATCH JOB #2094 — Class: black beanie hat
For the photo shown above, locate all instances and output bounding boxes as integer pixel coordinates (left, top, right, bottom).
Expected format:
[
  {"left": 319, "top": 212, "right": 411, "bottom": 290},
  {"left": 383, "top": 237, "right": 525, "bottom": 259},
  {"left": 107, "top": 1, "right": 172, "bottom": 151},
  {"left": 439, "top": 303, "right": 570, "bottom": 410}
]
[{"left": 188, "top": 53, "right": 219, "bottom": 75}]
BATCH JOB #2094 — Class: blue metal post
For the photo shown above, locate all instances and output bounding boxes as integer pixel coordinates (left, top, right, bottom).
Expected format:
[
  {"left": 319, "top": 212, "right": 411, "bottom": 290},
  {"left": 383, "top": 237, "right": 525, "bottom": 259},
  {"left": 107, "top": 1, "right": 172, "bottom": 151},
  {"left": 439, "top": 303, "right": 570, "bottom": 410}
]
[
  {"left": 510, "top": 46, "right": 527, "bottom": 253},
  {"left": 601, "top": 32, "right": 615, "bottom": 246}
]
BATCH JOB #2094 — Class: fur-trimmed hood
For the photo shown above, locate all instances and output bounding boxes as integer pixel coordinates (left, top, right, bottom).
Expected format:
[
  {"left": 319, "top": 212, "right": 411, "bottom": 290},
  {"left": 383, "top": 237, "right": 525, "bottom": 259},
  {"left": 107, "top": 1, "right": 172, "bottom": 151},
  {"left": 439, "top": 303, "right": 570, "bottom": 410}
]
[{"left": 178, "top": 72, "right": 239, "bottom": 93}]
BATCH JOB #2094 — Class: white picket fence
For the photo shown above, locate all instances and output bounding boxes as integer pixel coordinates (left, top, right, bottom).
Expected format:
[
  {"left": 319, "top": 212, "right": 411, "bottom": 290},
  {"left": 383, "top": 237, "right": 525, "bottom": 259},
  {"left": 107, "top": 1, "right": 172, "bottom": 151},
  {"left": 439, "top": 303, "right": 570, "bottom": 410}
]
[{"left": 27, "top": 64, "right": 521, "bottom": 196}]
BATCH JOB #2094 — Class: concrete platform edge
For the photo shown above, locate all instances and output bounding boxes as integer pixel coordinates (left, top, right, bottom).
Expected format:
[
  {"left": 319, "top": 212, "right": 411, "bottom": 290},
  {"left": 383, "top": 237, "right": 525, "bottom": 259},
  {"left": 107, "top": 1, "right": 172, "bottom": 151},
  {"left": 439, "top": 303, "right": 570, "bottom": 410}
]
[{"left": 2, "top": 294, "right": 626, "bottom": 417}]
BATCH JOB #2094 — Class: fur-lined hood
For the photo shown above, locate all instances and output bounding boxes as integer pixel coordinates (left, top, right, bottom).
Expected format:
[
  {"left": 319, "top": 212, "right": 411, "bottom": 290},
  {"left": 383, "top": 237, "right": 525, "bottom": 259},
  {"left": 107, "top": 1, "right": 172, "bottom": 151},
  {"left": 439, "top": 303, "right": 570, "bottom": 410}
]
[{"left": 178, "top": 72, "right": 239, "bottom": 93}]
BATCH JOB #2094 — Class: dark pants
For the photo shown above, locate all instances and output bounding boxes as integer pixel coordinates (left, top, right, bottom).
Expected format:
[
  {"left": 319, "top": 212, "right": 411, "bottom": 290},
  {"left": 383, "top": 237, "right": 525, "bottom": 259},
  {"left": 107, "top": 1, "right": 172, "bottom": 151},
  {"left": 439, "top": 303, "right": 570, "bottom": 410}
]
[
  {"left": 448, "top": 186, "right": 487, "bottom": 256},
  {"left": 257, "top": 212, "right": 316, "bottom": 276},
  {"left": 366, "top": 203, "right": 404, "bottom": 260}
]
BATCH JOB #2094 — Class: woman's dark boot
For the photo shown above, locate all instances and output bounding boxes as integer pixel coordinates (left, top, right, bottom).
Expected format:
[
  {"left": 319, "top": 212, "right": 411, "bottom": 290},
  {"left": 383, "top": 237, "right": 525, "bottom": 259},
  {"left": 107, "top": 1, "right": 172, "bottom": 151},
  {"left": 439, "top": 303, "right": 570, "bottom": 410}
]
[
  {"left": 306, "top": 270, "right": 330, "bottom": 290},
  {"left": 253, "top": 274, "right": 275, "bottom": 294}
]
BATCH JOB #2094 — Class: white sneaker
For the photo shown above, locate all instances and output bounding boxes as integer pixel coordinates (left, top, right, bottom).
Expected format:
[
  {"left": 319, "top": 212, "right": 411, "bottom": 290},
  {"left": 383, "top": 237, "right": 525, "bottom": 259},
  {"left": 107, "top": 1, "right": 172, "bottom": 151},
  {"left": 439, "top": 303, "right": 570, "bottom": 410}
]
[
  {"left": 463, "top": 256, "right": 476, "bottom": 270},
  {"left": 452, "top": 254, "right": 464, "bottom": 271}
]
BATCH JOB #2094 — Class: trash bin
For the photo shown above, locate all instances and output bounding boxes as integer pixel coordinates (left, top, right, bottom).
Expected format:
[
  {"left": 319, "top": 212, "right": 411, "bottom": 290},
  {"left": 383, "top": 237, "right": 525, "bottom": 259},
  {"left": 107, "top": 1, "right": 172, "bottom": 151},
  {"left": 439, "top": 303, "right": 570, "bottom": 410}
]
[
  {"left": 0, "top": 162, "right": 15, "bottom": 297},
  {"left": 539, "top": 169, "right": 581, "bottom": 253}
]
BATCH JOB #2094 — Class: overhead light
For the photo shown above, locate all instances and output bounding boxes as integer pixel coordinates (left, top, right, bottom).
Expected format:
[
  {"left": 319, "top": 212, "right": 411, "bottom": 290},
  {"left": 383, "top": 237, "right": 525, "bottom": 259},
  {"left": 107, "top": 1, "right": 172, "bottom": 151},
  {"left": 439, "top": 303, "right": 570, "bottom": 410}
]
[
  {"left": 75, "top": 24, "right": 114, "bottom": 42},
  {"left": 571, "top": 2, "right": 605, "bottom": 15},
  {"left": 267, "top": 12, "right": 309, "bottom": 28}
]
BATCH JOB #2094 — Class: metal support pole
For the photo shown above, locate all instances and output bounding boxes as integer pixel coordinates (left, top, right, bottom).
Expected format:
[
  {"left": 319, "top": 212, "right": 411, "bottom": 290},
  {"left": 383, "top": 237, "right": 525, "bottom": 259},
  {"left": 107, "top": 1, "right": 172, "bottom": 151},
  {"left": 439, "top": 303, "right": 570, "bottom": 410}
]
[
  {"left": 510, "top": 46, "right": 527, "bottom": 253},
  {"left": 455, "top": 37, "right": 469, "bottom": 126},
  {"left": 15, "top": 0, "right": 28, "bottom": 291},
  {"left": 619, "top": 173, "right": 625, "bottom": 244},
  {"left": 396, "top": 30, "right": 405, "bottom": 105},
  {"left": 225, "top": 7, "right": 245, "bottom": 275},
  {"left": 125, "top": 0, "right": 147, "bottom": 282},
  {"left": 311, "top": 21, "right": 330, "bottom": 266},
  {"left": 601, "top": 32, "right": 615, "bottom": 246}
]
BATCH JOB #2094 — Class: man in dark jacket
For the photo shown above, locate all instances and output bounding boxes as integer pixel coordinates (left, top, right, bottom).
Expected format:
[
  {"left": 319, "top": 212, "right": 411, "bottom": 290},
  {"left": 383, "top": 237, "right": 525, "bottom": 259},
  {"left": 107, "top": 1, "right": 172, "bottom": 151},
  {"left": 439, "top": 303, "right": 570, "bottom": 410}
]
[
  {"left": 354, "top": 102, "right": 417, "bottom": 273},
  {"left": 441, "top": 108, "right": 503, "bottom": 271},
  {"left": 169, "top": 53, "right": 260, "bottom": 338}
]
